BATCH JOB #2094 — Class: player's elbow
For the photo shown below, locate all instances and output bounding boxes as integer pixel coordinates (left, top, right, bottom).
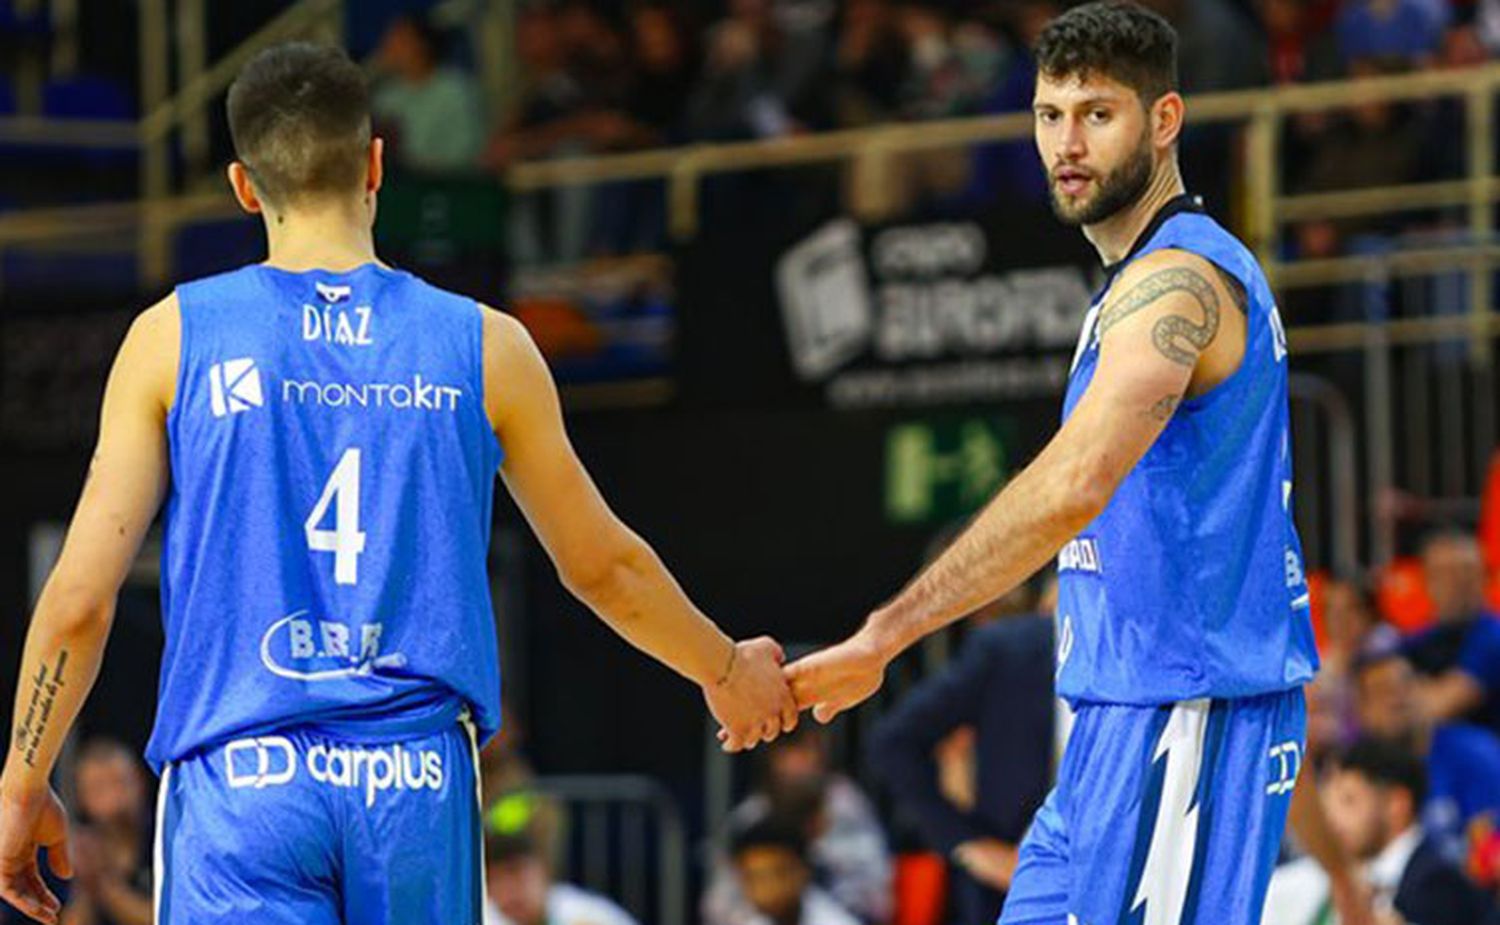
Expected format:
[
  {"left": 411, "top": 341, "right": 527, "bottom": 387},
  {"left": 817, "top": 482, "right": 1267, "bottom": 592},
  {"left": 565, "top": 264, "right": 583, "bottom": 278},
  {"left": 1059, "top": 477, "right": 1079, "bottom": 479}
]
[
  {"left": 1053, "top": 454, "right": 1117, "bottom": 529},
  {"left": 557, "top": 532, "right": 653, "bottom": 614},
  {"left": 35, "top": 579, "right": 115, "bottom": 639}
]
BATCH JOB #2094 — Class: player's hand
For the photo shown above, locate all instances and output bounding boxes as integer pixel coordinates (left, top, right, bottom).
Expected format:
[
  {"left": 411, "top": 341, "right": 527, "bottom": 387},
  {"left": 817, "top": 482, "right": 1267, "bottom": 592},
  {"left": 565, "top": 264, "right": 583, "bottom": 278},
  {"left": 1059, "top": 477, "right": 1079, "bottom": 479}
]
[
  {"left": 0, "top": 785, "right": 73, "bottom": 924},
  {"left": 952, "top": 838, "right": 1019, "bottom": 891},
  {"left": 704, "top": 637, "right": 799, "bottom": 753},
  {"left": 785, "top": 627, "right": 891, "bottom": 724}
]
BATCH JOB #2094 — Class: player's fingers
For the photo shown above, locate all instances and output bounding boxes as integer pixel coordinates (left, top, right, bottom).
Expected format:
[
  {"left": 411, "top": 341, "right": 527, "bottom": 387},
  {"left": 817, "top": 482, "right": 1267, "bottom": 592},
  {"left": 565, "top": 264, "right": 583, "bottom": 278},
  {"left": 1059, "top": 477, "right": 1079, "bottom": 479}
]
[
  {"left": 780, "top": 695, "right": 800, "bottom": 734},
  {"left": 765, "top": 638, "right": 786, "bottom": 665},
  {"left": 5, "top": 870, "right": 59, "bottom": 925},
  {"left": 44, "top": 832, "right": 71, "bottom": 880},
  {"left": 812, "top": 702, "right": 841, "bottom": 724}
]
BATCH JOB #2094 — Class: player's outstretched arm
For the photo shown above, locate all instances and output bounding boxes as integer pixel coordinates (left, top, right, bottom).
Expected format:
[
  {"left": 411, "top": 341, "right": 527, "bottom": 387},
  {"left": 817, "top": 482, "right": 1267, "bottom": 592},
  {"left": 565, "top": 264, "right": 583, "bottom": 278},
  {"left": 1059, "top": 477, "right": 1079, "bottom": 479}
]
[
  {"left": 0, "top": 297, "right": 177, "bottom": 924},
  {"left": 789, "top": 250, "right": 1243, "bottom": 722},
  {"left": 481, "top": 308, "right": 796, "bottom": 751}
]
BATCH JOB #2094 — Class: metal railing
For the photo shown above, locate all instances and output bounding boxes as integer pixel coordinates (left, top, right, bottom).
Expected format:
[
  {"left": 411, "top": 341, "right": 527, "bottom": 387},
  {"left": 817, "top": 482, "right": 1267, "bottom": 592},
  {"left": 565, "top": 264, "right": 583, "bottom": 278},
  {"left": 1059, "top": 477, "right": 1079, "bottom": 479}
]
[{"left": 533, "top": 774, "right": 688, "bottom": 925}]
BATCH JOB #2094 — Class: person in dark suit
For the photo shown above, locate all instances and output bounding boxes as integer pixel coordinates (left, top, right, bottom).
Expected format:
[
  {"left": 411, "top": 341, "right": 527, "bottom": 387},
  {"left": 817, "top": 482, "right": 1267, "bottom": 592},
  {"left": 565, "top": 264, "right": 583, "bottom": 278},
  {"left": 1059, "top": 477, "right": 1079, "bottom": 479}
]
[
  {"left": 1323, "top": 738, "right": 1495, "bottom": 925},
  {"left": 866, "top": 584, "right": 1058, "bottom": 925}
]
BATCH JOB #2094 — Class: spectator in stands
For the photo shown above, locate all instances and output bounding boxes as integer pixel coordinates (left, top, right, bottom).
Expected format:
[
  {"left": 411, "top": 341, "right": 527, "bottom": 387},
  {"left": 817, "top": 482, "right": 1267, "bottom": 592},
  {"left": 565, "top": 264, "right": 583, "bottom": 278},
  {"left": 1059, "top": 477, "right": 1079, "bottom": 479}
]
[
  {"left": 1266, "top": 738, "right": 1495, "bottom": 924},
  {"left": 1327, "top": 739, "right": 1493, "bottom": 924},
  {"left": 1140, "top": 0, "right": 1270, "bottom": 91},
  {"left": 372, "top": 14, "right": 485, "bottom": 172},
  {"left": 1354, "top": 632, "right": 1500, "bottom": 856},
  {"left": 1406, "top": 529, "right": 1500, "bottom": 736},
  {"left": 704, "top": 725, "right": 891, "bottom": 925},
  {"left": 60, "top": 739, "right": 152, "bottom": 925},
  {"left": 1257, "top": 0, "right": 1342, "bottom": 84},
  {"left": 483, "top": 792, "right": 637, "bottom": 925},
  {"left": 728, "top": 816, "right": 861, "bottom": 925},
  {"left": 832, "top": 0, "right": 909, "bottom": 127},
  {"left": 1335, "top": 0, "right": 1446, "bottom": 66},
  {"left": 685, "top": 0, "right": 831, "bottom": 140},
  {"left": 866, "top": 579, "right": 1058, "bottom": 924},
  {"left": 1308, "top": 578, "right": 1383, "bottom": 760}
]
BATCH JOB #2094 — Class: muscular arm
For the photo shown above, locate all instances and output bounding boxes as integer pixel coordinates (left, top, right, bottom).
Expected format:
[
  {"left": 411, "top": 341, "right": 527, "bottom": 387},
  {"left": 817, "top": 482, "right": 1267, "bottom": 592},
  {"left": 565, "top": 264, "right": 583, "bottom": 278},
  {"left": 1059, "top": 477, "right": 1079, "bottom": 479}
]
[
  {"left": 862, "top": 256, "right": 1234, "bottom": 659},
  {"left": 0, "top": 296, "right": 177, "bottom": 922},
  {"left": 481, "top": 308, "right": 794, "bottom": 749},
  {"left": 790, "top": 253, "right": 1243, "bottom": 719}
]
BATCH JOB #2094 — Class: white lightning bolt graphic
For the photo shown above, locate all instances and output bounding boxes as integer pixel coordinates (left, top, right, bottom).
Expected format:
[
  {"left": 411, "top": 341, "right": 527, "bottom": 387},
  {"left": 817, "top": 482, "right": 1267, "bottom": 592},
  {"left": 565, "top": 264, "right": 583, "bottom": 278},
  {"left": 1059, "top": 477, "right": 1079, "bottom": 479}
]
[{"left": 1131, "top": 699, "right": 1210, "bottom": 925}]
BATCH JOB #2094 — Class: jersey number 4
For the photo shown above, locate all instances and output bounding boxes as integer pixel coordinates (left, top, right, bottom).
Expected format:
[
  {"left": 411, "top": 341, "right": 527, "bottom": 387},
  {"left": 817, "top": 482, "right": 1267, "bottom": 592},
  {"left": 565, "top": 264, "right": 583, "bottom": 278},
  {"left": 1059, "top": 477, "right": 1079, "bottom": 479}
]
[{"left": 305, "top": 448, "right": 367, "bottom": 585}]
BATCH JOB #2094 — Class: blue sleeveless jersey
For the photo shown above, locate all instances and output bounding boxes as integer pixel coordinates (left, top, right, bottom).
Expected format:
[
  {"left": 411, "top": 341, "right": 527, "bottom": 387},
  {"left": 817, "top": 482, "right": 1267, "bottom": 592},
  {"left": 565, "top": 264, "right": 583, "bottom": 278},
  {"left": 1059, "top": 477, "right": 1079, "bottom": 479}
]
[
  {"left": 147, "top": 263, "right": 503, "bottom": 771},
  {"left": 1055, "top": 204, "right": 1319, "bottom": 705}
]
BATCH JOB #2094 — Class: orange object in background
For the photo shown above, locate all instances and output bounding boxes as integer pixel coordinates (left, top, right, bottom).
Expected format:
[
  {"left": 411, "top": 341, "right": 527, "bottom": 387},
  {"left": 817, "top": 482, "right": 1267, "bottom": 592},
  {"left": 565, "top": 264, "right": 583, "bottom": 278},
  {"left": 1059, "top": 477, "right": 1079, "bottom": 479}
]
[
  {"left": 1376, "top": 557, "right": 1436, "bottom": 635},
  {"left": 892, "top": 853, "right": 947, "bottom": 925},
  {"left": 1307, "top": 569, "right": 1330, "bottom": 653},
  {"left": 1479, "top": 450, "right": 1500, "bottom": 611}
]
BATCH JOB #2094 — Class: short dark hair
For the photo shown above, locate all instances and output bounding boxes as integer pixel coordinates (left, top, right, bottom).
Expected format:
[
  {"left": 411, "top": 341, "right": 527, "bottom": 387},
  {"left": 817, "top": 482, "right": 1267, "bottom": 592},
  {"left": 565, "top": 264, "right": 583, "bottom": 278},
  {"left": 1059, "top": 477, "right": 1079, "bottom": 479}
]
[
  {"left": 1337, "top": 736, "right": 1427, "bottom": 806},
  {"left": 730, "top": 815, "right": 809, "bottom": 863},
  {"left": 226, "top": 42, "right": 371, "bottom": 206},
  {"left": 1033, "top": 1, "right": 1178, "bottom": 103}
]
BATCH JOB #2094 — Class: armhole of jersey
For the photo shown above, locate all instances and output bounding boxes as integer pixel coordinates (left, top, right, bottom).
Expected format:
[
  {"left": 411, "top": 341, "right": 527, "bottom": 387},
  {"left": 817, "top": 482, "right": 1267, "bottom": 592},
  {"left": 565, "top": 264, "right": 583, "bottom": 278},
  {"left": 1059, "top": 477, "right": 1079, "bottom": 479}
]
[
  {"left": 471, "top": 300, "right": 504, "bottom": 467},
  {"left": 1176, "top": 251, "right": 1258, "bottom": 412},
  {"left": 165, "top": 288, "right": 190, "bottom": 427}
]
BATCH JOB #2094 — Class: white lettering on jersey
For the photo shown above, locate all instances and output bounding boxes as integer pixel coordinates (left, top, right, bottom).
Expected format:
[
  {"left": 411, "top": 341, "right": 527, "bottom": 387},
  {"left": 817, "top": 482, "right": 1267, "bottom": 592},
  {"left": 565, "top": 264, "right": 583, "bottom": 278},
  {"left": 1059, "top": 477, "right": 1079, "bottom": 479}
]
[
  {"left": 1058, "top": 537, "right": 1103, "bottom": 574},
  {"left": 281, "top": 376, "right": 463, "bottom": 412},
  {"left": 302, "top": 303, "right": 374, "bottom": 347},
  {"left": 260, "top": 611, "right": 408, "bottom": 682}
]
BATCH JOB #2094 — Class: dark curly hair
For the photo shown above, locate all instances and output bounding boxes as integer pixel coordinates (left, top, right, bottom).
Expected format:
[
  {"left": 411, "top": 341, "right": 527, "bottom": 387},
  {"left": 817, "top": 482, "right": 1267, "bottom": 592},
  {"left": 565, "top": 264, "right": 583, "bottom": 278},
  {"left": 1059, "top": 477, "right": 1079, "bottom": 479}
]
[{"left": 1034, "top": 1, "right": 1178, "bottom": 103}]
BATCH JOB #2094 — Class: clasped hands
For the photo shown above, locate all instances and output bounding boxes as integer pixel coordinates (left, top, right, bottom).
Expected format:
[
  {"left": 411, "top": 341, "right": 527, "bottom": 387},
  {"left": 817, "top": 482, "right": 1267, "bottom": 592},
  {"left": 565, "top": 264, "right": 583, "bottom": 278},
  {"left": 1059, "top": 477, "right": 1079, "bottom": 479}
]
[{"left": 705, "top": 625, "right": 891, "bottom": 753}]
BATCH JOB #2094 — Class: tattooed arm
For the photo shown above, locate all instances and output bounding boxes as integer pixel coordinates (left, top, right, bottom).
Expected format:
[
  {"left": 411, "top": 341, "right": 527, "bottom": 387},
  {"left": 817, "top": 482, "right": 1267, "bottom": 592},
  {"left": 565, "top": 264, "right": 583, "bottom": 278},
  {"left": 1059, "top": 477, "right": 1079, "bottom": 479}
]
[
  {"left": 788, "top": 250, "right": 1246, "bottom": 722},
  {"left": 0, "top": 296, "right": 177, "bottom": 924}
]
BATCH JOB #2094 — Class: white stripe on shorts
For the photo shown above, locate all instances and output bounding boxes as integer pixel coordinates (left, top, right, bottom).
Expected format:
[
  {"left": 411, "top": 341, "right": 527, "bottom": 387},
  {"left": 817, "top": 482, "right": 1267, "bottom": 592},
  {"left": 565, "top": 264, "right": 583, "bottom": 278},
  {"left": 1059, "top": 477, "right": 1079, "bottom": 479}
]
[
  {"left": 152, "top": 763, "right": 172, "bottom": 925},
  {"left": 1130, "top": 698, "right": 1211, "bottom": 925}
]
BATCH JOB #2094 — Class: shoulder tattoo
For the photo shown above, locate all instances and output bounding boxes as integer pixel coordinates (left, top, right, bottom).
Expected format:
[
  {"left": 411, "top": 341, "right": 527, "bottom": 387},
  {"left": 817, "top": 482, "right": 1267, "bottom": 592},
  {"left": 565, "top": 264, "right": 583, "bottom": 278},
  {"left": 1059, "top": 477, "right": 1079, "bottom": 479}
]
[{"left": 1098, "top": 266, "right": 1221, "bottom": 367}]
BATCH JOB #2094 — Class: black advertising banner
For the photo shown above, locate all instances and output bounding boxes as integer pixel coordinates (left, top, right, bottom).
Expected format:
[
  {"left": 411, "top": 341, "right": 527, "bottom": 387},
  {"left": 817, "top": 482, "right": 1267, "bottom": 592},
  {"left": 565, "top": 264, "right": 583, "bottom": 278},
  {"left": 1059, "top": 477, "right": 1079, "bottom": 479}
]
[{"left": 677, "top": 202, "right": 1100, "bottom": 410}]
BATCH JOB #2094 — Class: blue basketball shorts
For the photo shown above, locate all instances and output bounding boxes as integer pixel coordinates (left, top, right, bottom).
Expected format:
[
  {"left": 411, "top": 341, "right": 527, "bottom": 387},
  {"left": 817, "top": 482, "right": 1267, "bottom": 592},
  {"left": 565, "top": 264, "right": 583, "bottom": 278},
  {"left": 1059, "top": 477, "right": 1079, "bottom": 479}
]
[
  {"left": 152, "top": 718, "right": 484, "bottom": 924},
  {"left": 999, "top": 688, "right": 1306, "bottom": 925}
]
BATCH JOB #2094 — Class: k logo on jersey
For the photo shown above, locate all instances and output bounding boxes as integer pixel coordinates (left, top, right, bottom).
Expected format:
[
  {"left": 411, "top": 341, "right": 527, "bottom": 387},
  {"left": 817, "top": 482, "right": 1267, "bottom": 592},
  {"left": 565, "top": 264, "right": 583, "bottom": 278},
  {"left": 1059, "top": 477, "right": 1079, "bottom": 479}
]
[{"left": 209, "top": 358, "right": 264, "bottom": 418}]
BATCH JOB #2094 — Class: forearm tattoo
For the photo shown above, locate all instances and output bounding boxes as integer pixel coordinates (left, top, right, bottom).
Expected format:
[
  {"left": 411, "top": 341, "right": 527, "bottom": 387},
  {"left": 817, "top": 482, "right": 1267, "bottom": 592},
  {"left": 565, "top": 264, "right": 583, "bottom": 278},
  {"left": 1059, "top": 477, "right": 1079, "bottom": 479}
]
[
  {"left": 1098, "top": 267, "right": 1222, "bottom": 367},
  {"left": 14, "top": 650, "right": 69, "bottom": 767}
]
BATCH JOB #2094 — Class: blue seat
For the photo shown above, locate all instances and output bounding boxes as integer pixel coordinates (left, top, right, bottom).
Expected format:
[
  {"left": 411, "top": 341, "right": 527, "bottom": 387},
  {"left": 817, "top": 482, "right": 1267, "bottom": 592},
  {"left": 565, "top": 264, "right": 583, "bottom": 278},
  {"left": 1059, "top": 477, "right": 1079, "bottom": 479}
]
[{"left": 42, "top": 74, "right": 134, "bottom": 120}]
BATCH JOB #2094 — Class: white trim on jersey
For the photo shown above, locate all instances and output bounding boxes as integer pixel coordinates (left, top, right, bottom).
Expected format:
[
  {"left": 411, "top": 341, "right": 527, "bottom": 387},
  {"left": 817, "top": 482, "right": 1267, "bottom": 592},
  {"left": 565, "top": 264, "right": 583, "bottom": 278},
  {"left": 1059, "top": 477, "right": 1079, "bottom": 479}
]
[
  {"left": 152, "top": 763, "right": 172, "bottom": 925},
  {"left": 1130, "top": 698, "right": 1211, "bottom": 925}
]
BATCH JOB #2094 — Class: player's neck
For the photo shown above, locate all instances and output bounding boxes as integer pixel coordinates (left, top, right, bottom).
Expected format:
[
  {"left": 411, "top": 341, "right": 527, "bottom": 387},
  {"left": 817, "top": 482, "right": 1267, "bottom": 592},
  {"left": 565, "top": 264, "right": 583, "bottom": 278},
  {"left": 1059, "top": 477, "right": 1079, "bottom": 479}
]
[
  {"left": 262, "top": 199, "right": 380, "bottom": 274},
  {"left": 1082, "top": 162, "right": 1186, "bottom": 267}
]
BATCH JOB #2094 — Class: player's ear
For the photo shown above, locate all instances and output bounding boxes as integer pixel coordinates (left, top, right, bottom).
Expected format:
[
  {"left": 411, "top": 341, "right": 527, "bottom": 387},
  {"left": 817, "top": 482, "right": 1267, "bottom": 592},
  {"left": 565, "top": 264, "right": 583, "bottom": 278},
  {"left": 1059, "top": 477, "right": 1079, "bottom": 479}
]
[
  {"left": 1151, "top": 91, "right": 1185, "bottom": 150},
  {"left": 367, "top": 138, "right": 385, "bottom": 196},
  {"left": 227, "top": 162, "right": 263, "bottom": 215}
]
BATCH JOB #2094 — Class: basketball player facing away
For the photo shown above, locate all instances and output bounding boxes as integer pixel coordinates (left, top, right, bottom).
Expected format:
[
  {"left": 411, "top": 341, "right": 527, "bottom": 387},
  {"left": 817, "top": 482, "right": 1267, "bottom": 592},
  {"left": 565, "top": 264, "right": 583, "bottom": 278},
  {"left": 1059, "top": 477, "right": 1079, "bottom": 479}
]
[
  {"left": 790, "top": 4, "right": 1356, "bottom": 923},
  {"left": 0, "top": 43, "right": 797, "bottom": 925}
]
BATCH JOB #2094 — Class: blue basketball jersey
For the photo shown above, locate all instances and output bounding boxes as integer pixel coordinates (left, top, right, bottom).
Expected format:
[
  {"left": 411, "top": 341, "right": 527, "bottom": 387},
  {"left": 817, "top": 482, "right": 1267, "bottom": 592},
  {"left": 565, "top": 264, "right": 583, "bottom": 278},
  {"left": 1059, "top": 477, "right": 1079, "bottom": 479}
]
[
  {"left": 1055, "top": 198, "right": 1319, "bottom": 705},
  {"left": 147, "top": 263, "right": 503, "bottom": 772}
]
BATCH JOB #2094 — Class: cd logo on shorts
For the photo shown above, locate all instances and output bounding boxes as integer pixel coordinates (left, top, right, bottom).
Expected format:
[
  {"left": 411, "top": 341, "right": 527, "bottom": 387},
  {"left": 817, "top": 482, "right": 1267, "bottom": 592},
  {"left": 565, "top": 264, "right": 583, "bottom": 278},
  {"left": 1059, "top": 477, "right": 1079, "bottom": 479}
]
[
  {"left": 222, "top": 736, "right": 445, "bottom": 806},
  {"left": 1266, "top": 740, "right": 1301, "bottom": 796},
  {"left": 225, "top": 736, "right": 297, "bottom": 789}
]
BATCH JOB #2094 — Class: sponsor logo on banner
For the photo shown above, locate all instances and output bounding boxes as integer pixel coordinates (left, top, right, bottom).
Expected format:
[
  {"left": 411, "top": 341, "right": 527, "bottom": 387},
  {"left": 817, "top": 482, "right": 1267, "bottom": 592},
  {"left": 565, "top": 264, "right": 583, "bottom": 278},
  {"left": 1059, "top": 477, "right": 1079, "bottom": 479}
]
[{"left": 776, "top": 219, "right": 1094, "bottom": 408}]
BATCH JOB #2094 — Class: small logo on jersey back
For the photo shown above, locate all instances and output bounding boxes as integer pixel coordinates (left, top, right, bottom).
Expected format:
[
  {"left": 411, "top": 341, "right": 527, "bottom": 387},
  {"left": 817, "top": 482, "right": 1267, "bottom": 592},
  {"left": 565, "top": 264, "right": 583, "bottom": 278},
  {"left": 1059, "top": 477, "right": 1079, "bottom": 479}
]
[
  {"left": 209, "top": 358, "right": 263, "bottom": 417},
  {"left": 223, "top": 735, "right": 445, "bottom": 806},
  {"left": 225, "top": 736, "right": 297, "bottom": 788}
]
